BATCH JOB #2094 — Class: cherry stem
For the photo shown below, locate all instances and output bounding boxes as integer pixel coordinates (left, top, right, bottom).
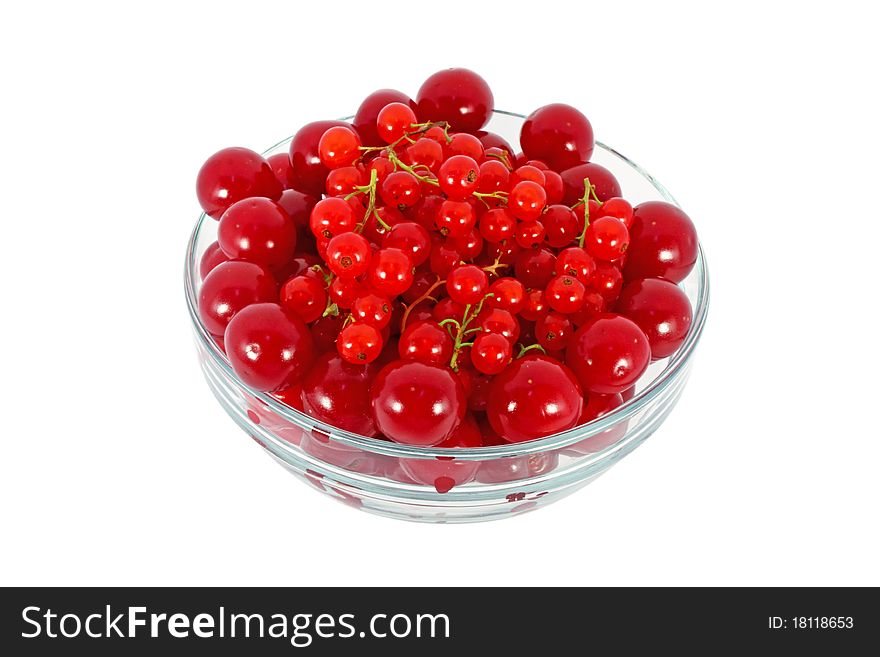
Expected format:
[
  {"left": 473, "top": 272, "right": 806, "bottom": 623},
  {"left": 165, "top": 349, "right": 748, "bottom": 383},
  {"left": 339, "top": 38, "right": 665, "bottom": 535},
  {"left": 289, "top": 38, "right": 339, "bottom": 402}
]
[
  {"left": 449, "top": 293, "right": 494, "bottom": 371},
  {"left": 517, "top": 343, "right": 547, "bottom": 358},
  {"left": 400, "top": 277, "right": 446, "bottom": 332},
  {"left": 576, "top": 177, "right": 594, "bottom": 248}
]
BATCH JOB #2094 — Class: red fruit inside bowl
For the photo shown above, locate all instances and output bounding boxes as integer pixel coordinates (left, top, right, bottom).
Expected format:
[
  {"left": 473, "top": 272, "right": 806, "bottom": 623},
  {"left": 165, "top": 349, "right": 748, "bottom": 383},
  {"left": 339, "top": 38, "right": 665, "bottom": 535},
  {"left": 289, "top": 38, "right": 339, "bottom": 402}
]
[{"left": 399, "top": 413, "right": 482, "bottom": 493}]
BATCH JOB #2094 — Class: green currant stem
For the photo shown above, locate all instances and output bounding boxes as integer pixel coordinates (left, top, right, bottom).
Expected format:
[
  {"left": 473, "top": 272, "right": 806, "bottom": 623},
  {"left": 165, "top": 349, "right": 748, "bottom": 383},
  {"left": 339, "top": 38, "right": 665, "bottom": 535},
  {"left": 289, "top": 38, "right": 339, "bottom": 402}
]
[
  {"left": 481, "top": 255, "right": 509, "bottom": 275},
  {"left": 472, "top": 190, "right": 509, "bottom": 209},
  {"left": 386, "top": 149, "right": 440, "bottom": 187},
  {"left": 485, "top": 150, "right": 513, "bottom": 170},
  {"left": 400, "top": 277, "right": 446, "bottom": 332},
  {"left": 517, "top": 343, "right": 547, "bottom": 358},
  {"left": 449, "top": 293, "right": 494, "bottom": 371},
  {"left": 355, "top": 168, "right": 379, "bottom": 232},
  {"left": 576, "top": 177, "right": 593, "bottom": 248},
  {"left": 322, "top": 302, "right": 340, "bottom": 318}
]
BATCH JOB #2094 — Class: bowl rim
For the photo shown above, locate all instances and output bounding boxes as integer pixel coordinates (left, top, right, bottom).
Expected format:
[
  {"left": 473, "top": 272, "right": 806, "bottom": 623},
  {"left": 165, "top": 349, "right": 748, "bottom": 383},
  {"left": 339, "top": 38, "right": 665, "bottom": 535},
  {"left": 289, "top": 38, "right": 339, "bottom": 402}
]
[{"left": 184, "top": 110, "right": 710, "bottom": 459}]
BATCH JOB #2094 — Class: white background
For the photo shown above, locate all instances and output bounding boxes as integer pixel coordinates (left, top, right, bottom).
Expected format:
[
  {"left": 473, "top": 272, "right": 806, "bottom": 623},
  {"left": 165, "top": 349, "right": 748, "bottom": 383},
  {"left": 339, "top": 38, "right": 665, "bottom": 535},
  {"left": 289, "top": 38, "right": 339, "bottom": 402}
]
[{"left": 1, "top": 0, "right": 878, "bottom": 587}]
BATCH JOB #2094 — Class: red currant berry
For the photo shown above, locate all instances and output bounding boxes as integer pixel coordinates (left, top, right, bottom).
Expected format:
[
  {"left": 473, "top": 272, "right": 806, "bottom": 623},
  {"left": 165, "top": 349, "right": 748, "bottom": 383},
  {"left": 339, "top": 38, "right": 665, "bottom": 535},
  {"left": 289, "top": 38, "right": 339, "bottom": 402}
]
[
  {"left": 542, "top": 205, "right": 579, "bottom": 248},
  {"left": 351, "top": 293, "right": 393, "bottom": 329},
  {"left": 416, "top": 68, "right": 494, "bottom": 133},
  {"left": 438, "top": 155, "right": 480, "bottom": 200},
  {"left": 487, "top": 277, "right": 526, "bottom": 314},
  {"left": 508, "top": 180, "right": 547, "bottom": 221},
  {"left": 328, "top": 275, "right": 365, "bottom": 309},
  {"left": 405, "top": 137, "right": 444, "bottom": 172},
  {"left": 487, "top": 355, "right": 583, "bottom": 442},
  {"left": 199, "top": 241, "right": 229, "bottom": 280},
  {"left": 565, "top": 314, "right": 651, "bottom": 394},
  {"left": 445, "top": 133, "right": 484, "bottom": 161},
  {"left": 380, "top": 170, "right": 422, "bottom": 210},
  {"left": 584, "top": 216, "right": 630, "bottom": 262},
  {"left": 447, "top": 264, "right": 488, "bottom": 305},
  {"left": 354, "top": 89, "right": 413, "bottom": 147},
  {"left": 477, "top": 307, "right": 520, "bottom": 343},
  {"left": 453, "top": 229, "right": 483, "bottom": 260},
  {"left": 288, "top": 120, "right": 350, "bottom": 197},
  {"left": 318, "top": 126, "right": 361, "bottom": 168},
  {"left": 224, "top": 303, "right": 315, "bottom": 391},
  {"left": 542, "top": 170, "right": 564, "bottom": 205},
  {"left": 382, "top": 222, "right": 431, "bottom": 266},
  {"left": 309, "top": 197, "right": 356, "bottom": 240},
  {"left": 337, "top": 322, "right": 383, "bottom": 364},
  {"left": 218, "top": 198, "right": 297, "bottom": 271},
  {"left": 367, "top": 156, "right": 394, "bottom": 184},
  {"left": 301, "top": 352, "right": 381, "bottom": 436},
  {"left": 623, "top": 201, "right": 698, "bottom": 284},
  {"left": 432, "top": 298, "right": 466, "bottom": 324},
  {"left": 511, "top": 165, "right": 546, "bottom": 187},
  {"left": 514, "top": 247, "right": 557, "bottom": 289},
  {"left": 398, "top": 319, "right": 454, "bottom": 365},
  {"left": 370, "top": 360, "right": 466, "bottom": 446},
  {"left": 519, "top": 289, "right": 548, "bottom": 322},
  {"left": 198, "top": 261, "right": 277, "bottom": 336},
  {"left": 376, "top": 102, "right": 417, "bottom": 144},
  {"left": 436, "top": 199, "right": 476, "bottom": 237},
  {"left": 596, "top": 197, "right": 634, "bottom": 228},
  {"left": 471, "top": 332, "right": 512, "bottom": 375},
  {"left": 196, "top": 147, "right": 282, "bottom": 219},
  {"left": 429, "top": 239, "right": 463, "bottom": 277},
  {"left": 615, "top": 278, "right": 693, "bottom": 359},
  {"left": 515, "top": 219, "right": 546, "bottom": 249},
  {"left": 590, "top": 263, "right": 623, "bottom": 301},
  {"left": 556, "top": 246, "right": 596, "bottom": 282},
  {"left": 280, "top": 274, "right": 327, "bottom": 324},
  {"left": 535, "top": 311, "right": 573, "bottom": 352},
  {"left": 479, "top": 207, "right": 515, "bottom": 243},
  {"left": 477, "top": 159, "right": 510, "bottom": 196},
  {"left": 476, "top": 131, "right": 515, "bottom": 159},
  {"left": 326, "top": 231, "right": 371, "bottom": 279},
  {"left": 368, "top": 248, "right": 414, "bottom": 297},
  {"left": 545, "top": 275, "right": 586, "bottom": 314},
  {"left": 325, "top": 165, "right": 365, "bottom": 197},
  {"left": 521, "top": 103, "right": 595, "bottom": 171}
]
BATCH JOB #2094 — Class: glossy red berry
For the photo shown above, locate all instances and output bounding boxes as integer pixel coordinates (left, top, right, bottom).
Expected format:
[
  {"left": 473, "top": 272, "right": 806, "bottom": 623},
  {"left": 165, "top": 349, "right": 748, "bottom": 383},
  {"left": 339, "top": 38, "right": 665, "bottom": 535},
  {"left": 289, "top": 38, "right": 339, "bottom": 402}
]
[
  {"left": 453, "top": 229, "right": 483, "bottom": 260},
  {"left": 542, "top": 170, "right": 564, "bottom": 205},
  {"left": 382, "top": 222, "right": 431, "bottom": 266},
  {"left": 224, "top": 303, "right": 315, "bottom": 392},
  {"left": 584, "top": 216, "right": 630, "bottom": 262},
  {"left": 398, "top": 320, "right": 454, "bottom": 365},
  {"left": 328, "top": 276, "right": 365, "bottom": 309},
  {"left": 280, "top": 274, "right": 327, "bottom": 324},
  {"left": 565, "top": 314, "right": 651, "bottom": 394},
  {"left": 309, "top": 197, "right": 357, "bottom": 240},
  {"left": 370, "top": 360, "right": 466, "bottom": 446},
  {"left": 446, "top": 265, "right": 488, "bottom": 305},
  {"left": 615, "top": 278, "right": 693, "bottom": 359},
  {"left": 337, "top": 322, "right": 383, "bottom": 364},
  {"left": 556, "top": 246, "right": 596, "bottom": 282},
  {"left": 487, "top": 277, "right": 526, "bottom": 315},
  {"left": 436, "top": 199, "right": 476, "bottom": 237},
  {"left": 590, "top": 262, "right": 624, "bottom": 301},
  {"left": 416, "top": 68, "right": 494, "bottom": 133},
  {"left": 596, "top": 197, "right": 635, "bottom": 228},
  {"left": 351, "top": 293, "right": 393, "bottom": 329},
  {"left": 542, "top": 204, "right": 580, "bottom": 248},
  {"left": 376, "top": 102, "right": 417, "bottom": 144},
  {"left": 399, "top": 414, "right": 481, "bottom": 492},
  {"left": 623, "top": 201, "right": 699, "bottom": 284},
  {"left": 520, "top": 289, "right": 548, "bottom": 322},
  {"left": 368, "top": 248, "right": 414, "bottom": 297},
  {"left": 511, "top": 165, "right": 546, "bottom": 187},
  {"left": 199, "top": 241, "right": 229, "bottom": 280},
  {"left": 471, "top": 332, "right": 512, "bottom": 375},
  {"left": 515, "top": 219, "right": 546, "bottom": 249},
  {"left": 288, "top": 120, "right": 350, "bottom": 197},
  {"left": 508, "top": 180, "right": 547, "bottom": 221},
  {"left": 514, "top": 247, "right": 557, "bottom": 289},
  {"left": 520, "top": 103, "right": 595, "bottom": 171},
  {"left": 301, "top": 352, "right": 380, "bottom": 436},
  {"left": 218, "top": 197, "right": 297, "bottom": 271},
  {"left": 477, "top": 307, "right": 520, "bottom": 343},
  {"left": 196, "top": 147, "right": 282, "bottom": 219},
  {"left": 318, "top": 126, "right": 361, "bottom": 168},
  {"left": 278, "top": 189, "right": 318, "bottom": 232},
  {"left": 479, "top": 208, "right": 515, "bottom": 243},
  {"left": 405, "top": 137, "right": 444, "bottom": 172},
  {"left": 438, "top": 155, "right": 480, "bottom": 200},
  {"left": 535, "top": 311, "right": 573, "bottom": 352},
  {"left": 545, "top": 275, "right": 586, "bottom": 313},
  {"left": 380, "top": 170, "right": 422, "bottom": 210},
  {"left": 198, "top": 261, "right": 277, "bottom": 336},
  {"left": 445, "top": 133, "right": 484, "bottom": 161},
  {"left": 486, "top": 355, "right": 583, "bottom": 442},
  {"left": 560, "top": 162, "right": 622, "bottom": 205},
  {"left": 325, "top": 166, "right": 365, "bottom": 197},
  {"left": 325, "top": 231, "right": 371, "bottom": 278},
  {"left": 267, "top": 152, "right": 296, "bottom": 189},
  {"left": 354, "top": 89, "right": 413, "bottom": 146}
]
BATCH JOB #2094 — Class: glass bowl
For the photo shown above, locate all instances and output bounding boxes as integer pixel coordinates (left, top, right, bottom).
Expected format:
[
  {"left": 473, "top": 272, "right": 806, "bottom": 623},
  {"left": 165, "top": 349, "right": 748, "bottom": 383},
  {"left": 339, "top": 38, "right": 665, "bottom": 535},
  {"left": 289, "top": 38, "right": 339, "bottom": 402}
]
[{"left": 184, "top": 110, "right": 710, "bottom": 523}]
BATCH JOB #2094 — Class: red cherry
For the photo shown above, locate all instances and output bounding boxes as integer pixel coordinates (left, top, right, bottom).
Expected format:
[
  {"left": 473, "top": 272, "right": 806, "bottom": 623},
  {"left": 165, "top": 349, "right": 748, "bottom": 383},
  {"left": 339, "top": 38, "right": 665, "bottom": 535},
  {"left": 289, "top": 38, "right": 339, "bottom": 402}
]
[
  {"left": 198, "top": 261, "right": 277, "bottom": 336},
  {"left": 446, "top": 264, "right": 488, "bottom": 305},
  {"left": 280, "top": 275, "right": 327, "bottom": 324},
  {"left": 278, "top": 189, "right": 318, "bottom": 232},
  {"left": 398, "top": 320, "right": 454, "bottom": 365},
  {"left": 399, "top": 414, "right": 482, "bottom": 493},
  {"left": 267, "top": 152, "right": 296, "bottom": 189},
  {"left": 310, "top": 313, "right": 346, "bottom": 353},
  {"left": 376, "top": 102, "right": 417, "bottom": 144},
  {"left": 615, "top": 278, "right": 693, "bottom": 359},
  {"left": 438, "top": 155, "right": 480, "bottom": 200},
  {"left": 565, "top": 314, "right": 651, "bottom": 394},
  {"left": 196, "top": 147, "right": 282, "bottom": 220},
  {"left": 416, "top": 68, "right": 494, "bottom": 133},
  {"left": 584, "top": 216, "right": 630, "bottom": 262},
  {"left": 471, "top": 332, "right": 512, "bottom": 375},
  {"left": 325, "top": 231, "right": 371, "bottom": 279},
  {"left": 370, "top": 360, "right": 466, "bottom": 446},
  {"left": 224, "top": 303, "right": 315, "bottom": 392},
  {"left": 337, "top": 322, "right": 383, "bottom": 364},
  {"left": 199, "top": 241, "right": 229, "bottom": 280},
  {"left": 288, "top": 120, "right": 350, "bottom": 197},
  {"left": 301, "top": 352, "right": 381, "bottom": 436},
  {"left": 368, "top": 248, "right": 414, "bottom": 297},
  {"left": 218, "top": 197, "right": 297, "bottom": 271},
  {"left": 520, "top": 103, "right": 595, "bottom": 171},
  {"left": 508, "top": 180, "right": 547, "bottom": 221},
  {"left": 623, "top": 201, "right": 699, "bottom": 284},
  {"left": 560, "top": 162, "right": 622, "bottom": 205},
  {"left": 486, "top": 355, "right": 583, "bottom": 442},
  {"left": 354, "top": 89, "right": 414, "bottom": 146}
]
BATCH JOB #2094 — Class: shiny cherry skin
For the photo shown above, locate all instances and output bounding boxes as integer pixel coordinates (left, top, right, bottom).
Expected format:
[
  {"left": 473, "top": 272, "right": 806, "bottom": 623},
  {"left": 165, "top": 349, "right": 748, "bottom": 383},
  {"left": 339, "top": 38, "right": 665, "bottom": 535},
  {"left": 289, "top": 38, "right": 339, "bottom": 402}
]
[
  {"left": 520, "top": 103, "right": 595, "bottom": 171},
  {"left": 623, "top": 201, "right": 699, "bottom": 284},
  {"left": 196, "top": 147, "right": 282, "bottom": 219},
  {"left": 199, "top": 241, "right": 229, "bottom": 280},
  {"left": 615, "top": 278, "right": 693, "bottom": 359},
  {"left": 278, "top": 189, "right": 318, "bottom": 237},
  {"left": 301, "top": 352, "right": 380, "bottom": 436},
  {"left": 486, "top": 354, "right": 583, "bottom": 443},
  {"left": 198, "top": 261, "right": 277, "bottom": 336},
  {"left": 565, "top": 313, "right": 651, "bottom": 394},
  {"left": 399, "top": 413, "right": 482, "bottom": 493},
  {"left": 514, "top": 247, "right": 557, "bottom": 289},
  {"left": 416, "top": 68, "right": 494, "bottom": 133},
  {"left": 310, "top": 314, "right": 346, "bottom": 353},
  {"left": 398, "top": 320, "right": 454, "bottom": 365},
  {"left": 560, "top": 162, "right": 623, "bottom": 205},
  {"left": 354, "top": 89, "right": 414, "bottom": 146},
  {"left": 370, "top": 360, "right": 466, "bottom": 446},
  {"left": 288, "top": 120, "right": 349, "bottom": 197},
  {"left": 218, "top": 197, "right": 297, "bottom": 271},
  {"left": 337, "top": 322, "right": 383, "bottom": 364},
  {"left": 280, "top": 274, "right": 327, "bottom": 323},
  {"left": 224, "top": 303, "right": 315, "bottom": 392},
  {"left": 267, "top": 152, "right": 296, "bottom": 189}
]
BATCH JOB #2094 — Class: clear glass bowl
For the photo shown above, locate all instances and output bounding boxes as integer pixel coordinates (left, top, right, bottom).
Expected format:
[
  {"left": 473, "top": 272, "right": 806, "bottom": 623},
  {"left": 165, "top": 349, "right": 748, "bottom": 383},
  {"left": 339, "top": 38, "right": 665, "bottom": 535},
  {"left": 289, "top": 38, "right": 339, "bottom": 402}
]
[{"left": 184, "top": 110, "right": 710, "bottom": 523}]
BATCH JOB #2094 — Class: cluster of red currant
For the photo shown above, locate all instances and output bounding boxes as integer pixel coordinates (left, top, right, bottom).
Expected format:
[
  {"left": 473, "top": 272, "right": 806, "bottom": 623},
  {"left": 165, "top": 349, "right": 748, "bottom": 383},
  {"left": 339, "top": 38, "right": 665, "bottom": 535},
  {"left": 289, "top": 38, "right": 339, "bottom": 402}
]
[{"left": 195, "top": 68, "right": 698, "bottom": 451}]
